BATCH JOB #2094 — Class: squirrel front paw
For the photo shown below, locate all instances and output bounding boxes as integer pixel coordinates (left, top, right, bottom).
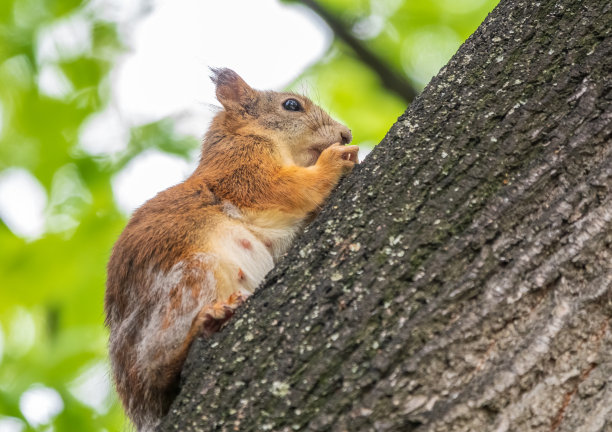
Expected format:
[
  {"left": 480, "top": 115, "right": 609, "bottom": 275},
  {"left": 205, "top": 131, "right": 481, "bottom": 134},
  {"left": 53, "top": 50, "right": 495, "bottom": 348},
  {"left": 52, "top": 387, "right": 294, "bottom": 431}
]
[
  {"left": 319, "top": 143, "right": 360, "bottom": 174},
  {"left": 195, "top": 292, "right": 247, "bottom": 337}
]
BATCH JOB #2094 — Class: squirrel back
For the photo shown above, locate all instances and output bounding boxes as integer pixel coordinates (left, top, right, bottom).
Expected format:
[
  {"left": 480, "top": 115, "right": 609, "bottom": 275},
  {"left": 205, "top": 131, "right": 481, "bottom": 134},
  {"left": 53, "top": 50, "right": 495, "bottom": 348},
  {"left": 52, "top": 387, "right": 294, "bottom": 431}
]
[{"left": 105, "top": 68, "right": 358, "bottom": 430}]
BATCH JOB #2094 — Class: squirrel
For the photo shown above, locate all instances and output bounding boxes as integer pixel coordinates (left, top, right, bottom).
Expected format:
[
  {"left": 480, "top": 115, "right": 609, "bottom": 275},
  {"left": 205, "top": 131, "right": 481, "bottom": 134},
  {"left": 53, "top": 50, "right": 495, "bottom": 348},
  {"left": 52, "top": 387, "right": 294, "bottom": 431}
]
[{"left": 105, "top": 68, "right": 359, "bottom": 431}]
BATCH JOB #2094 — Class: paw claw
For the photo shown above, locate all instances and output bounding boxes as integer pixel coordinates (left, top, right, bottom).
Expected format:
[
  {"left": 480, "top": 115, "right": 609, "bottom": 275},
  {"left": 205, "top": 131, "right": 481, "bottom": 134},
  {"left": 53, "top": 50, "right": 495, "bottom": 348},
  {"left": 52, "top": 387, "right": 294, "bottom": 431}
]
[{"left": 196, "top": 293, "right": 247, "bottom": 337}]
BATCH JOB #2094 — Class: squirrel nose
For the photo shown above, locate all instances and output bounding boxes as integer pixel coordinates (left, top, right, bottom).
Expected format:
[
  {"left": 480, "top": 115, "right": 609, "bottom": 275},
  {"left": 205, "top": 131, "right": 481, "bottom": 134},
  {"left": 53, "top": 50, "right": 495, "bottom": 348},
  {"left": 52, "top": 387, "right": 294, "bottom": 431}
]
[{"left": 339, "top": 127, "right": 352, "bottom": 145}]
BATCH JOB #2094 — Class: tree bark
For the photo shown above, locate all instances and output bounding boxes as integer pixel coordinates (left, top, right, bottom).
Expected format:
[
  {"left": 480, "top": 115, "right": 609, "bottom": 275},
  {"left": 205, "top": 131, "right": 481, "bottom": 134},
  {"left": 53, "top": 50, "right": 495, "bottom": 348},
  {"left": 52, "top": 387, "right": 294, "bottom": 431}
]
[{"left": 158, "top": 0, "right": 612, "bottom": 430}]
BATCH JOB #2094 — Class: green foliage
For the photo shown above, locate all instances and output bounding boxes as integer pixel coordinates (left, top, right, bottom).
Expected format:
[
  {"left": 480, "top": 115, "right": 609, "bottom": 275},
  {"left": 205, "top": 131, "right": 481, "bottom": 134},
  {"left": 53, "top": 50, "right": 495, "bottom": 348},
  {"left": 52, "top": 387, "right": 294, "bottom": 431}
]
[
  {"left": 0, "top": 0, "right": 498, "bottom": 430},
  {"left": 0, "top": 1, "right": 197, "bottom": 430}
]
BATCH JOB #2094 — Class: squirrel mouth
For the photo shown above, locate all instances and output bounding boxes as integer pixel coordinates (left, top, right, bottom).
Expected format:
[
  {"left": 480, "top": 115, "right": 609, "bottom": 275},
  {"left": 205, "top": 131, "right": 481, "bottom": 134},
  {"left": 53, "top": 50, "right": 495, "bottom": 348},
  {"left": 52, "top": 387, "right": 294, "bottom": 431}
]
[
  {"left": 307, "top": 143, "right": 331, "bottom": 166},
  {"left": 309, "top": 141, "right": 336, "bottom": 161}
]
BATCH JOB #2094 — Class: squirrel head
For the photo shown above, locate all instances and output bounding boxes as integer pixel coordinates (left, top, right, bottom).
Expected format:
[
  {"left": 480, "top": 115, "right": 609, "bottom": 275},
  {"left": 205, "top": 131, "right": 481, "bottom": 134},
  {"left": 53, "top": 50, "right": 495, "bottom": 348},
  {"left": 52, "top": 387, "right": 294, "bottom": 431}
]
[{"left": 209, "top": 67, "right": 352, "bottom": 167}]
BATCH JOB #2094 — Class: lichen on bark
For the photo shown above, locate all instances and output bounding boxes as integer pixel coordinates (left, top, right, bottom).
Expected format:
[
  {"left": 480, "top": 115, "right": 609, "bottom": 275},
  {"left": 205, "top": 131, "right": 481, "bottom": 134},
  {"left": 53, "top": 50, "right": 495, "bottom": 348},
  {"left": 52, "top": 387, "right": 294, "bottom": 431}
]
[{"left": 158, "top": 0, "right": 612, "bottom": 430}]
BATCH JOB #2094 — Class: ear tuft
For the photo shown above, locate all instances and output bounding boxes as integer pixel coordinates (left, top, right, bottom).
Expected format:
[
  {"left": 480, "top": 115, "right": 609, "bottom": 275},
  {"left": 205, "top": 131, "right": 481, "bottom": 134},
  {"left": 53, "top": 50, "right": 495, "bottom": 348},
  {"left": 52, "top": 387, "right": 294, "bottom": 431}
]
[
  {"left": 209, "top": 67, "right": 255, "bottom": 110},
  {"left": 209, "top": 67, "right": 240, "bottom": 86}
]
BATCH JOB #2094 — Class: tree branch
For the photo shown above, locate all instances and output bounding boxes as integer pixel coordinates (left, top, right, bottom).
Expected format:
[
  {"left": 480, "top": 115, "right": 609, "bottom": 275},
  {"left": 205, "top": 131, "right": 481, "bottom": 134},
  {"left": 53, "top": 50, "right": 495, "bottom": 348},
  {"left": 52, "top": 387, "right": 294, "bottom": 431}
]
[{"left": 296, "top": 0, "right": 418, "bottom": 102}]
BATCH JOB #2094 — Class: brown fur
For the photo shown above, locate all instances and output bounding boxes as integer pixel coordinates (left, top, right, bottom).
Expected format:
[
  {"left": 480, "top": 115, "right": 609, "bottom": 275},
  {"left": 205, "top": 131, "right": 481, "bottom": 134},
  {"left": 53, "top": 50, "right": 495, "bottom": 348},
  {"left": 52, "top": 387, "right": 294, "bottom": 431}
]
[{"left": 105, "top": 68, "right": 358, "bottom": 431}]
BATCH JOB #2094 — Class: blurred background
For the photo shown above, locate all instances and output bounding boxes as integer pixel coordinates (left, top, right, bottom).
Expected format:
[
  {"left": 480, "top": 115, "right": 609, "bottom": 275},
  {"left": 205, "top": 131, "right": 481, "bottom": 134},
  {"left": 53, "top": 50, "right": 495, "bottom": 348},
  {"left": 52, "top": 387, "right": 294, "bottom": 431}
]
[{"left": 0, "top": 0, "right": 499, "bottom": 430}]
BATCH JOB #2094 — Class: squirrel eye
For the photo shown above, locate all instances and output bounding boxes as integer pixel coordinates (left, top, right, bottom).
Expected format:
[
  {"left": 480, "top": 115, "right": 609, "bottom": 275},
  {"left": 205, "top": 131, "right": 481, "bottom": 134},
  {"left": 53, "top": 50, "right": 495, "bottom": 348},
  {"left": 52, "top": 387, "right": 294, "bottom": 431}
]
[{"left": 283, "top": 98, "right": 302, "bottom": 112}]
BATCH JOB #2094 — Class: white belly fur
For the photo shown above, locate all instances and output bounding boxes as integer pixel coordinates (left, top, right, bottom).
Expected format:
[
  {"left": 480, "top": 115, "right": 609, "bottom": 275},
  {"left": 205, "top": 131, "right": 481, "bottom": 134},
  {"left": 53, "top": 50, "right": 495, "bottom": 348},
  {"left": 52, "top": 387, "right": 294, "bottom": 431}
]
[
  {"left": 212, "top": 201, "right": 304, "bottom": 299},
  {"left": 213, "top": 221, "right": 300, "bottom": 298}
]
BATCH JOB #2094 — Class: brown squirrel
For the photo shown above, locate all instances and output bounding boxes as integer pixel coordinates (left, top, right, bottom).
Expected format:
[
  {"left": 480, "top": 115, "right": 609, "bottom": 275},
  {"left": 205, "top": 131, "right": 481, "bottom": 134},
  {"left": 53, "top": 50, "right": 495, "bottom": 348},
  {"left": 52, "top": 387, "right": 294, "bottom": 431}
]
[{"left": 105, "top": 68, "right": 358, "bottom": 431}]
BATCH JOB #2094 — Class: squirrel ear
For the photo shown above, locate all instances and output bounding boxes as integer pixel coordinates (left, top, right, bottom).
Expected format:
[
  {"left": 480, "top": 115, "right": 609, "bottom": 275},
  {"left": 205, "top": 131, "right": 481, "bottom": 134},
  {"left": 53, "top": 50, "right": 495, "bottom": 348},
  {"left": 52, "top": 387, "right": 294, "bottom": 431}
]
[{"left": 209, "top": 67, "right": 255, "bottom": 110}]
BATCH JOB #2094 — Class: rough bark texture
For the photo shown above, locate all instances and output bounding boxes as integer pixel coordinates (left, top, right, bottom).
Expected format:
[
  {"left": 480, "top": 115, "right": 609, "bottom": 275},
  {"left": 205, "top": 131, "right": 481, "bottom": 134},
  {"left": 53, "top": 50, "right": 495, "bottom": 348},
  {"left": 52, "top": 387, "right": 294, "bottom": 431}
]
[{"left": 158, "top": 0, "right": 612, "bottom": 430}]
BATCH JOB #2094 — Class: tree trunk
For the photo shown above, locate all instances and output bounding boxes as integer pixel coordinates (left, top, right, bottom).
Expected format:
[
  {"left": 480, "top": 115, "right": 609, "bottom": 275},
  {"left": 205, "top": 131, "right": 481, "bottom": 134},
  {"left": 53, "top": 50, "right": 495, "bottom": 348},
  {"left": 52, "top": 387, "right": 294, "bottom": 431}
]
[{"left": 158, "top": 0, "right": 612, "bottom": 430}]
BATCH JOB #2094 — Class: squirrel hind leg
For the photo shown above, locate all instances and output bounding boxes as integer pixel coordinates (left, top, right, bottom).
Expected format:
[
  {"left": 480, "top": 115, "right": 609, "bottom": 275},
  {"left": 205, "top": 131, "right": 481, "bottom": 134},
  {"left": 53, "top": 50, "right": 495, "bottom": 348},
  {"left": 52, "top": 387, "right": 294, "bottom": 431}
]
[{"left": 192, "top": 291, "right": 247, "bottom": 337}]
